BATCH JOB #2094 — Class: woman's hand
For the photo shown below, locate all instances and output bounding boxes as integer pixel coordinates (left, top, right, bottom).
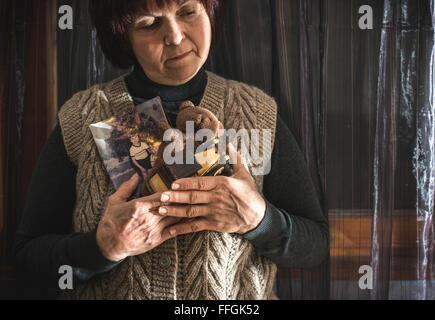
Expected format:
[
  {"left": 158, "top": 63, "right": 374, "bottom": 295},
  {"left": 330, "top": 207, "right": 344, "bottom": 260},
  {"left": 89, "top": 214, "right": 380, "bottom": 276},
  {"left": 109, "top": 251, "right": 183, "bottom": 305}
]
[
  {"left": 96, "top": 174, "right": 181, "bottom": 262},
  {"left": 158, "top": 145, "right": 266, "bottom": 236}
]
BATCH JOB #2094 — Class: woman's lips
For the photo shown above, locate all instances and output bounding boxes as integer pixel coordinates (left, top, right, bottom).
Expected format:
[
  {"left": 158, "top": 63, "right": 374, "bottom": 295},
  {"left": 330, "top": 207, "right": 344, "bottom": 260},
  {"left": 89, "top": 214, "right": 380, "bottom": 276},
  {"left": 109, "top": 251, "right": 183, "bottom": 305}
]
[{"left": 167, "top": 51, "right": 192, "bottom": 62}]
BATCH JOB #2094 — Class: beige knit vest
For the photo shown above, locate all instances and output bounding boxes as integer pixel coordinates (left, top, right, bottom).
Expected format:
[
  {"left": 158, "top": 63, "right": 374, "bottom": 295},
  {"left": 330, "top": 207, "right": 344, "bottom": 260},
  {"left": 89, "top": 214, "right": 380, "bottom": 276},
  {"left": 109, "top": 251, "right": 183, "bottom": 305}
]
[{"left": 57, "top": 72, "right": 278, "bottom": 300}]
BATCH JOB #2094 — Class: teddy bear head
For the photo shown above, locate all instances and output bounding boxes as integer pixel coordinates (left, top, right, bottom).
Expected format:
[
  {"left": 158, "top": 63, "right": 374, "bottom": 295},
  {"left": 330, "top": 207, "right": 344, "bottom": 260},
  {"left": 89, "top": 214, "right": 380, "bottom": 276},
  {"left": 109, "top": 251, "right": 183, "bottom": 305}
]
[{"left": 176, "top": 101, "right": 224, "bottom": 137}]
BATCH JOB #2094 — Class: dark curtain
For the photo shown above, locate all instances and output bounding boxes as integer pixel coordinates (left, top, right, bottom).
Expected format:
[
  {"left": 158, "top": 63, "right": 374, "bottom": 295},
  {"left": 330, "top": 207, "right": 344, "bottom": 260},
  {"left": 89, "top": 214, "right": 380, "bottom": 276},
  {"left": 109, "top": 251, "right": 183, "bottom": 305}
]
[
  {"left": 0, "top": 0, "right": 54, "bottom": 298},
  {"left": 2, "top": 0, "right": 434, "bottom": 300}
]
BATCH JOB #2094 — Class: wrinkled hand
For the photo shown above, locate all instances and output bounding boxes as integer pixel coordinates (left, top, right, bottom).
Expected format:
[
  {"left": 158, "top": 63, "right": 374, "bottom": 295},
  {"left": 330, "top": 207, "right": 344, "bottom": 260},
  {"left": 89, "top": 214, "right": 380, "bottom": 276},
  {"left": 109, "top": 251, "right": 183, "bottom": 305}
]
[
  {"left": 96, "top": 174, "right": 181, "bottom": 262},
  {"left": 158, "top": 144, "right": 266, "bottom": 237}
]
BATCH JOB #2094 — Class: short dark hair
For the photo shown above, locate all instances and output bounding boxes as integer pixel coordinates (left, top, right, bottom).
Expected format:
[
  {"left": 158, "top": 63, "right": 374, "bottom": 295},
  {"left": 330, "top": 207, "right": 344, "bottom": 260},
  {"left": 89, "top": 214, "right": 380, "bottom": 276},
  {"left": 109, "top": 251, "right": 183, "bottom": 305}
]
[{"left": 89, "top": 0, "right": 225, "bottom": 69}]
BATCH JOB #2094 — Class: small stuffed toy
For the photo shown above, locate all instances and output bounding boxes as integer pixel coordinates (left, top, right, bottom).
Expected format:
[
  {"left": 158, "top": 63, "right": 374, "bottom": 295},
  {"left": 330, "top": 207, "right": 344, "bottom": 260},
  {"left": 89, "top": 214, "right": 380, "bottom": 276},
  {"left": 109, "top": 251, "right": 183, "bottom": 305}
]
[
  {"left": 140, "top": 101, "right": 231, "bottom": 196},
  {"left": 176, "top": 100, "right": 224, "bottom": 141}
]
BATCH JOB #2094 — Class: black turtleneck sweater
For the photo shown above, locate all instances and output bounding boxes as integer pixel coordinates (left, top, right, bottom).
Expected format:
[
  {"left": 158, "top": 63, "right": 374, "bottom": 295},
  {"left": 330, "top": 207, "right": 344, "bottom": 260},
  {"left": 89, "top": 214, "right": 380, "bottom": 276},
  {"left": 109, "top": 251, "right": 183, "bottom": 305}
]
[
  {"left": 126, "top": 62, "right": 208, "bottom": 127},
  {"left": 13, "top": 65, "right": 329, "bottom": 292}
]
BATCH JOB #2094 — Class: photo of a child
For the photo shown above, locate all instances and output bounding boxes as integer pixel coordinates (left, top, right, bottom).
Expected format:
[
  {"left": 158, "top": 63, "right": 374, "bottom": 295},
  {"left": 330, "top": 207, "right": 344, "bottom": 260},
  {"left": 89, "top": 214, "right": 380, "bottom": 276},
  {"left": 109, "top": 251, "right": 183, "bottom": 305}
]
[
  {"left": 89, "top": 97, "right": 169, "bottom": 197},
  {"left": 129, "top": 132, "right": 152, "bottom": 180}
]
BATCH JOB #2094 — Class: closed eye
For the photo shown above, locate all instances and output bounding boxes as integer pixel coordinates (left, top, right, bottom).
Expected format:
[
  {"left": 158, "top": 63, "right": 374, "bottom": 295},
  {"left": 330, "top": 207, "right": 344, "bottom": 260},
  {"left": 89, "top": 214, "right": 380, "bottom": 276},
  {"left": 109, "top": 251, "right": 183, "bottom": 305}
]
[{"left": 141, "top": 17, "right": 161, "bottom": 30}]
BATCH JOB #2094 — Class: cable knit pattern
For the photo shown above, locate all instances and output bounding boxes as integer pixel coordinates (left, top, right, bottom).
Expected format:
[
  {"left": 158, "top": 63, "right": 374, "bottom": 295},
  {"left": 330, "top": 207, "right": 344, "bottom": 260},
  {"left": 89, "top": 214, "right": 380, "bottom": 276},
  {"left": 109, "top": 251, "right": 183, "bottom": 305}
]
[{"left": 58, "top": 72, "right": 278, "bottom": 300}]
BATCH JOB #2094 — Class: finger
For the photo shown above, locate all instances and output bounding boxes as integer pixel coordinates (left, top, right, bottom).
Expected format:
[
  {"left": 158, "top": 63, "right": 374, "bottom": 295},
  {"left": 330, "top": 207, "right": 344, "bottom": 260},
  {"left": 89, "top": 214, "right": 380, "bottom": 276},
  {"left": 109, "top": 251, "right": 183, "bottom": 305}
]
[
  {"left": 132, "top": 203, "right": 163, "bottom": 217},
  {"left": 140, "top": 217, "right": 179, "bottom": 245},
  {"left": 136, "top": 216, "right": 179, "bottom": 234},
  {"left": 159, "top": 217, "right": 185, "bottom": 242},
  {"left": 158, "top": 204, "right": 212, "bottom": 219},
  {"left": 162, "top": 218, "right": 209, "bottom": 237},
  {"left": 171, "top": 176, "right": 225, "bottom": 191},
  {"left": 227, "top": 143, "right": 248, "bottom": 174},
  {"left": 159, "top": 216, "right": 182, "bottom": 229},
  {"left": 131, "top": 193, "right": 167, "bottom": 214},
  {"left": 112, "top": 174, "right": 141, "bottom": 203},
  {"left": 160, "top": 190, "right": 214, "bottom": 205}
]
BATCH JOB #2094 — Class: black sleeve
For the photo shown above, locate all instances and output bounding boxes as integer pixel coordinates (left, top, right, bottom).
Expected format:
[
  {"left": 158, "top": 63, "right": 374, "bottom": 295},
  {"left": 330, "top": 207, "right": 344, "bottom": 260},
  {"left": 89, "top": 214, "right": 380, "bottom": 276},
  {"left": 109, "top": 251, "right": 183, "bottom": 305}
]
[
  {"left": 13, "top": 124, "right": 122, "bottom": 290},
  {"left": 241, "top": 114, "right": 329, "bottom": 269}
]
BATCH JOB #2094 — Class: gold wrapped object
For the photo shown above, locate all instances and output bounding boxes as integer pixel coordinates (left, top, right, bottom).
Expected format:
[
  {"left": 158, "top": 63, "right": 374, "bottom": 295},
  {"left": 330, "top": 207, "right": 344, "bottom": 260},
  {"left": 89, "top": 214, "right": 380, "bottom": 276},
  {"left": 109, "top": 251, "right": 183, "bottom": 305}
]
[{"left": 141, "top": 139, "right": 232, "bottom": 195}]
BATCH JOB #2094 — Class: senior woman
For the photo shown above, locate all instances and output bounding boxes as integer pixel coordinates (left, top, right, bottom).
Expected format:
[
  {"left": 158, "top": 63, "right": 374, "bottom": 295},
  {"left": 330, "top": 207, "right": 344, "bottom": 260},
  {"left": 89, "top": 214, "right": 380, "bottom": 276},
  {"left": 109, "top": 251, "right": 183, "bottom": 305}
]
[{"left": 14, "top": 0, "right": 329, "bottom": 300}]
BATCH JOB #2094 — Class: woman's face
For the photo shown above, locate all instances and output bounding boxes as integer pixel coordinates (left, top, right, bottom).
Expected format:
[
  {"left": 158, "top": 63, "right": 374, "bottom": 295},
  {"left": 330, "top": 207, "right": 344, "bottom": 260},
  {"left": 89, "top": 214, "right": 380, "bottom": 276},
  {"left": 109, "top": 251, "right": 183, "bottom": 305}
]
[{"left": 127, "top": 0, "right": 212, "bottom": 86}]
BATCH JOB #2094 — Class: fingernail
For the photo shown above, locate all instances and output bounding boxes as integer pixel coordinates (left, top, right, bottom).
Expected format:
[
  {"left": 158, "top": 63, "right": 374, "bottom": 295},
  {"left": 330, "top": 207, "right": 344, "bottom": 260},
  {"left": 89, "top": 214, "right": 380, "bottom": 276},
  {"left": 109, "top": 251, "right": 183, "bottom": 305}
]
[
  {"left": 172, "top": 183, "right": 180, "bottom": 190},
  {"left": 169, "top": 229, "right": 176, "bottom": 236},
  {"left": 159, "top": 207, "right": 167, "bottom": 214},
  {"left": 161, "top": 193, "right": 170, "bottom": 202}
]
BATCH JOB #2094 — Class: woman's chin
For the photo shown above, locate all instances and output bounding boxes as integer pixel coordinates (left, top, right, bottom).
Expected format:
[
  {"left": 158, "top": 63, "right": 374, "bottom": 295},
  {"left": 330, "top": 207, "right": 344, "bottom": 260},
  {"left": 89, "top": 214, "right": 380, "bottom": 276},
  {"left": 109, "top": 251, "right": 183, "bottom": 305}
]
[{"left": 162, "top": 66, "right": 201, "bottom": 86}]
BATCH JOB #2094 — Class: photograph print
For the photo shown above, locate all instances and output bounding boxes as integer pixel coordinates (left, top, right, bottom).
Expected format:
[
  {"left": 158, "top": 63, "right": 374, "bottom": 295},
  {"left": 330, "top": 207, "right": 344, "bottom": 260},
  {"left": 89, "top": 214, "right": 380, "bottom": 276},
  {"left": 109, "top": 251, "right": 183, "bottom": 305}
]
[{"left": 89, "top": 97, "right": 169, "bottom": 196}]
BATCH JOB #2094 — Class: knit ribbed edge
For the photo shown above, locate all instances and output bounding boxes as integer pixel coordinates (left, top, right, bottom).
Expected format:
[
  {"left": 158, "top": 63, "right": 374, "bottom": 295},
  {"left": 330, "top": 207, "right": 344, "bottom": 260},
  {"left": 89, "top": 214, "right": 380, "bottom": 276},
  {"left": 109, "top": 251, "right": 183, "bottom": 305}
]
[
  {"left": 105, "top": 76, "right": 135, "bottom": 116},
  {"left": 58, "top": 86, "right": 99, "bottom": 167},
  {"left": 251, "top": 86, "right": 278, "bottom": 188},
  {"left": 254, "top": 86, "right": 278, "bottom": 155},
  {"left": 200, "top": 72, "right": 228, "bottom": 120}
]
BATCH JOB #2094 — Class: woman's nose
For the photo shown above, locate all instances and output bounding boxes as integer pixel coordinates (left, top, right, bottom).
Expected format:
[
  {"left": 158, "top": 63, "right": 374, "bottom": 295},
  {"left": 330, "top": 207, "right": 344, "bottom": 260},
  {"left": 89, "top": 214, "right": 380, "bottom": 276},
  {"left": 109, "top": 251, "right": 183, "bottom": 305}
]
[{"left": 164, "top": 20, "right": 184, "bottom": 46}]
